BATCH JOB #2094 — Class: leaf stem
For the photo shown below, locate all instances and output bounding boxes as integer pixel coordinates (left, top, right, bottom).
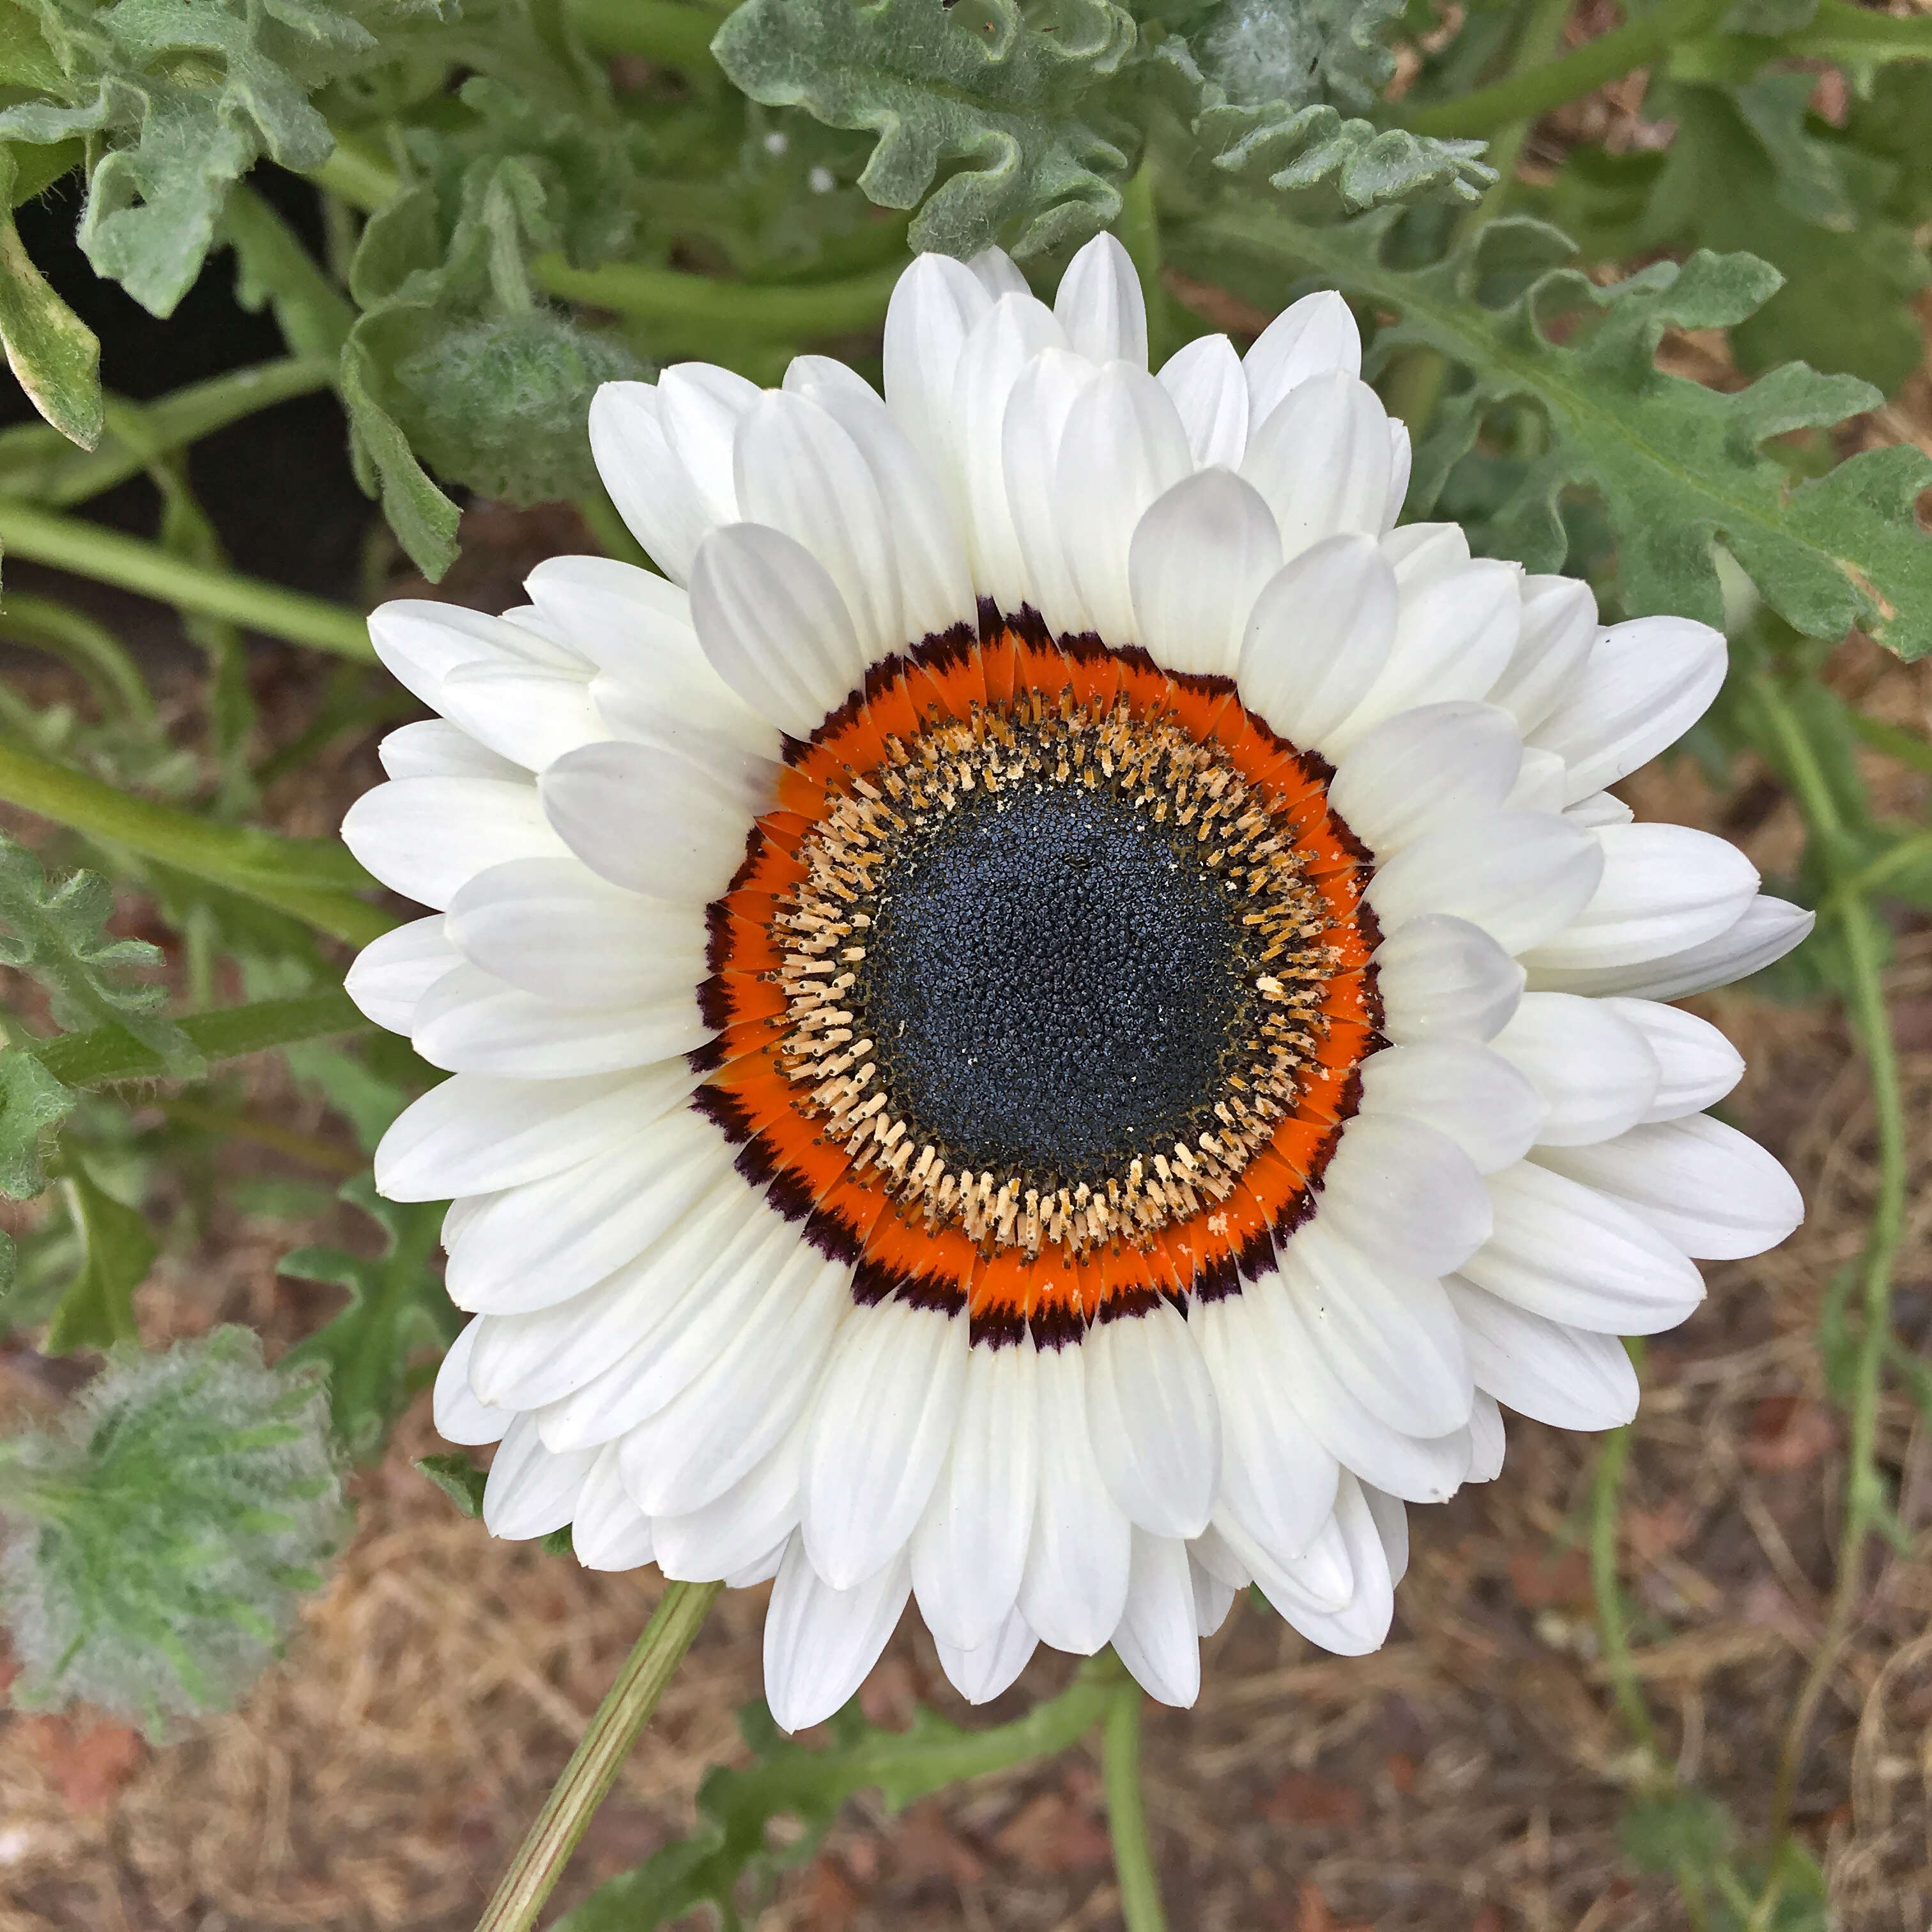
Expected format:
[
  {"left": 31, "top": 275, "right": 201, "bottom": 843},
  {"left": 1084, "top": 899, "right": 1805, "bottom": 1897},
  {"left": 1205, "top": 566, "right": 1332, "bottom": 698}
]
[
  {"left": 564, "top": 0, "right": 722, "bottom": 73},
  {"left": 476, "top": 1580, "right": 724, "bottom": 1932},
  {"left": 1590, "top": 1414, "right": 1658, "bottom": 1759},
  {"left": 1119, "top": 164, "right": 1174, "bottom": 373},
  {"left": 24, "top": 989, "right": 374, "bottom": 1088},
  {"left": 0, "top": 502, "right": 372, "bottom": 663},
  {"left": 1408, "top": 0, "right": 1731, "bottom": 137},
  {"left": 309, "top": 143, "right": 903, "bottom": 339},
  {"left": 1101, "top": 1676, "right": 1168, "bottom": 1932},
  {"left": 1745, "top": 671, "right": 1906, "bottom": 1861},
  {"left": 0, "top": 737, "right": 393, "bottom": 945}
]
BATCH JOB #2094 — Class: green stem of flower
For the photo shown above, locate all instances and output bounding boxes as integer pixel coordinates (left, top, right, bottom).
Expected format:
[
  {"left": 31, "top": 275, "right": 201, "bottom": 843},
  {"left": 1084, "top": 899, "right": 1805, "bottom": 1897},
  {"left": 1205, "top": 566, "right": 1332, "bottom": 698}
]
[
  {"left": 1745, "top": 670, "right": 1906, "bottom": 1863},
  {"left": 0, "top": 356, "right": 337, "bottom": 510},
  {"left": 1119, "top": 164, "right": 1174, "bottom": 374},
  {"left": 564, "top": 0, "right": 722, "bottom": 72},
  {"left": 0, "top": 738, "right": 393, "bottom": 946},
  {"left": 1102, "top": 1675, "right": 1168, "bottom": 1932},
  {"left": 1590, "top": 1414, "right": 1659, "bottom": 1761},
  {"left": 156, "top": 1096, "right": 367, "bottom": 1174},
  {"left": 24, "top": 989, "right": 374, "bottom": 1089},
  {"left": 1407, "top": 0, "right": 1730, "bottom": 137},
  {"left": 475, "top": 1579, "right": 724, "bottom": 1932},
  {"left": 0, "top": 502, "right": 372, "bottom": 663},
  {"left": 309, "top": 143, "right": 904, "bottom": 339}
]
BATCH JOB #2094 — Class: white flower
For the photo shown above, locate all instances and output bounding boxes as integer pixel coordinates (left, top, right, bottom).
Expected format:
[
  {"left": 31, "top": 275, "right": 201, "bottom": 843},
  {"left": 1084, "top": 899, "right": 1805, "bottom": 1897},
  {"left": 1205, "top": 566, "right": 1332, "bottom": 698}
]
[{"left": 341, "top": 236, "right": 1809, "bottom": 1732}]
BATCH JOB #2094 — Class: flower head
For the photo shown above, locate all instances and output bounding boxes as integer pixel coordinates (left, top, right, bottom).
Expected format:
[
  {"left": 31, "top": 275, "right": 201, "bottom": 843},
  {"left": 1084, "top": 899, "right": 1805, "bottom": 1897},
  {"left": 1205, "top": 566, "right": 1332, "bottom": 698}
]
[{"left": 342, "top": 237, "right": 1808, "bottom": 1731}]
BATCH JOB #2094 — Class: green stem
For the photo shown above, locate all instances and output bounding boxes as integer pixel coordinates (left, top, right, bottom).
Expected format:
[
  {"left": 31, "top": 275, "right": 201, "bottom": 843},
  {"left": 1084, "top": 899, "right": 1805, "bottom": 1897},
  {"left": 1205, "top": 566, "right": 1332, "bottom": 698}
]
[
  {"left": 1590, "top": 1417, "right": 1659, "bottom": 1759},
  {"left": 1119, "top": 164, "right": 1174, "bottom": 373},
  {"left": 156, "top": 1096, "right": 367, "bottom": 1175},
  {"left": 0, "top": 356, "right": 335, "bottom": 509},
  {"left": 0, "top": 502, "right": 372, "bottom": 663},
  {"left": 0, "top": 738, "right": 393, "bottom": 946},
  {"left": 475, "top": 1580, "right": 724, "bottom": 1932},
  {"left": 564, "top": 0, "right": 721, "bottom": 72},
  {"left": 1102, "top": 1677, "right": 1168, "bottom": 1932},
  {"left": 0, "top": 592, "right": 157, "bottom": 725},
  {"left": 1745, "top": 673, "right": 1906, "bottom": 1862},
  {"left": 1409, "top": 0, "right": 1729, "bottom": 136},
  {"left": 310, "top": 143, "right": 904, "bottom": 340},
  {"left": 21, "top": 988, "right": 373, "bottom": 1088}
]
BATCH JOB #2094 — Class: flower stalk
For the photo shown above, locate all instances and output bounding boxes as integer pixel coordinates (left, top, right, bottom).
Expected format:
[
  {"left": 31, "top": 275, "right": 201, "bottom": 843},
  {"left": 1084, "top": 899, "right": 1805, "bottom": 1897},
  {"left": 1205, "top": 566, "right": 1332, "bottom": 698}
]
[
  {"left": 1102, "top": 1677, "right": 1169, "bottom": 1932},
  {"left": 475, "top": 1579, "right": 724, "bottom": 1932}
]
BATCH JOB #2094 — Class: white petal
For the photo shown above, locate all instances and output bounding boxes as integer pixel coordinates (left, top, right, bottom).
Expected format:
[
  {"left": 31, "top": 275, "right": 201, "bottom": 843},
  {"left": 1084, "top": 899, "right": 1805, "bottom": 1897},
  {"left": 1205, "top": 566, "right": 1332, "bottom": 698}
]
[
  {"left": 884, "top": 252, "right": 994, "bottom": 504},
  {"left": 1285, "top": 1220, "right": 1472, "bottom": 1437},
  {"left": 967, "top": 248, "right": 1029, "bottom": 300},
  {"left": 652, "top": 1404, "right": 810, "bottom": 1583},
  {"left": 1055, "top": 232, "right": 1147, "bottom": 367},
  {"left": 433, "top": 1319, "right": 508, "bottom": 1446},
  {"left": 1016, "top": 1342, "right": 1132, "bottom": 1653},
  {"left": 588, "top": 381, "right": 712, "bottom": 583},
  {"left": 1084, "top": 1300, "right": 1222, "bottom": 1540},
  {"left": 442, "top": 1102, "right": 728, "bottom": 1312},
  {"left": 782, "top": 356, "right": 976, "bottom": 640},
  {"left": 346, "top": 915, "right": 459, "bottom": 1034},
  {"left": 1533, "top": 1117, "right": 1802, "bottom": 1261},
  {"left": 1236, "top": 1471, "right": 1394, "bottom": 1657},
  {"left": 1239, "top": 372, "right": 1391, "bottom": 562},
  {"left": 1522, "top": 894, "right": 1813, "bottom": 1000},
  {"left": 1465, "top": 1392, "right": 1506, "bottom": 1481},
  {"left": 1235, "top": 533, "right": 1397, "bottom": 752},
  {"left": 374, "top": 1068, "right": 667, "bottom": 1201},
  {"left": 1336, "top": 561, "right": 1521, "bottom": 743},
  {"left": 802, "top": 1300, "right": 969, "bottom": 1590},
  {"left": 935, "top": 1607, "right": 1038, "bottom": 1706},
  {"left": 1484, "top": 574, "right": 1597, "bottom": 735},
  {"left": 656, "top": 363, "right": 760, "bottom": 526},
  {"left": 413, "top": 963, "right": 707, "bottom": 1077},
  {"left": 1608, "top": 999, "right": 1745, "bottom": 1121},
  {"left": 1326, "top": 701, "right": 1522, "bottom": 856},
  {"left": 688, "top": 522, "right": 869, "bottom": 739},
  {"left": 1506, "top": 746, "right": 1568, "bottom": 815},
  {"left": 1365, "top": 811, "right": 1604, "bottom": 956},
  {"left": 1443, "top": 1277, "right": 1640, "bottom": 1430},
  {"left": 571, "top": 1445, "right": 656, "bottom": 1570},
  {"left": 379, "top": 719, "right": 521, "bottom": 783},
  {"left": 763, "top": 1537, "right": 910, "bottom": 1734},
  {"left": 953, "top": 293, "right": 1067, "bottom": 597},
  {"left": 1374, "top": 913, "right": 1526, "bottom": 1045},
  {"left": 735, "top": 390, "right": 903, "bottom": 664},
  {"left": 911, "top": 1335, "right": 1039, "bottom": 1651},
  {"left": 464, "top": 1175, "right": 771, "bottom": 1409},
  {"left": 1196, "top": 1291, "right": 1338, "bottom": 1563},
  {"left": 540, "top": 739, "right": 762, "bottom": 904},
  {"left": 1190, "top": 1554, "right": 1238, "bottom": 1637},
  {"left": 1382, "top": 522, "right": 1468, "bottom": 592},
  {"left": 1314, "top": 1114, "right": 1492, "bottom": 1278},
  {"left": 1488, "top": 992, "right": 1661, "bottom": 1146},
  {"left": 446, "top": 855, "right": 708, "bottom": 1007},
  {"left": 1521, "top": 825, "right": 1758, "bottom": 977},
  {"left": 1358, "top": 1039, "right": 1543, "bottom": 1174},
  {"left": 1361, "top": 1482, "right": 1411, "bottom": 1581},
  {"left": 1566, "top": 790, "right": 1635, "bottom": 829},
  {"left": 1189, "top": 1520, "right": 1252, "bottom": 1592},
  {"left": 367, "top": 599, "right": 585, "bottom": 712},
  {"left": 1001, "top": 348, "right": 1100, "bottom": 632},
  {"left": 1256, "top": 1266, "right": 1473, "bottom": 1503},
  {"left": 522, "top": 555, "right": 780, "bottom": 771},
  {"left": 1129, "top": 468, "right": 1281, "bottom": 678},
  {"left": 438, "top": 658, "right": 604, "bottom": 772},
  {"left": 1243, "top": 291, "right": 1361, "bottom": 426},
  {"left": 1111, "top": 1530, "right": 1202, "bottom": 1708},
  {"left": 482, "top": 1415, "right": 594, "bottom": 1540},
  {"left": 341, "top": 776, "right": 560, "bottom": 911},
  {"left": 1057, "top": 362, "right": 1193, "bottom": 643},
  {"left": 618, "top": 1251, "right": 849, "bottom": 1515},
  {"left": 1158, "top": 334, "right": 1248, "bottom": 469},
  {"left": 1383, "top": 420, "right": 1411, "bottom": 530},
  {"left": 1529, "top": 615, "right": 1728, "bottom": 803},
  {"left": 1462, "top": 1160, "right": 1706, "bottom": 1334}
]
